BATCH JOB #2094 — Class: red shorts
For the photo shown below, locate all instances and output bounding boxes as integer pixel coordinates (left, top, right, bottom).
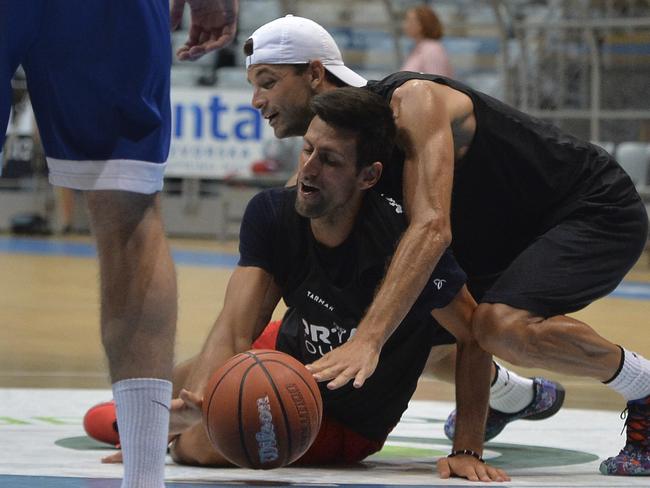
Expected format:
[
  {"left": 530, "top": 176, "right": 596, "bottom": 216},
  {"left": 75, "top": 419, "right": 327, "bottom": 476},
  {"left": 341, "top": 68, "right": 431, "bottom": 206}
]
[{"left": 252, "top": 320, "right": 385, "bottom": 464}]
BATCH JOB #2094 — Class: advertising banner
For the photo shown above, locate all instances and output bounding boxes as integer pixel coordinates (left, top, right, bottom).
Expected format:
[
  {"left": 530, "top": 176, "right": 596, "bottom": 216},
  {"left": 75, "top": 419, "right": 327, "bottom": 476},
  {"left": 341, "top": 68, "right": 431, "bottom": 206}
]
[{"left": 166, "top": 87, "right": 274, "bottom": 179}]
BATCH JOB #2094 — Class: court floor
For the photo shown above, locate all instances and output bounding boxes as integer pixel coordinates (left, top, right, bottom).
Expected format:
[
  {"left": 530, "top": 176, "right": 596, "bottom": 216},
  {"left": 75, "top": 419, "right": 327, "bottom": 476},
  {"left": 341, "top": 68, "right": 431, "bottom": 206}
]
[
  {"left": 1, "top": 235, "right": 650, "bottom": 487},
  {"left": 0, "top": 388, "right": 645, "bottom": 487}
]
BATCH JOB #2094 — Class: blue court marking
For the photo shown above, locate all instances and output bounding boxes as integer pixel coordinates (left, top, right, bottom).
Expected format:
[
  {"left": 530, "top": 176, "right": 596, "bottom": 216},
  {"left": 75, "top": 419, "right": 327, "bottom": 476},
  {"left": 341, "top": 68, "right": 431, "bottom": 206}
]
[
  {"left": 609, "top": 281, "right": 650, "bottom": 301},
  {"left": 0, "top": 238, "right": 96, "bottom": 258},
  {"left": 0, "top": 477, "right": 481, "bottom": 488},
  {"left": 0, "top": 237, "right": 238, "bottom": 268},
  {"left": 1, "top": 236, "right": 650, "bottom": 301}
]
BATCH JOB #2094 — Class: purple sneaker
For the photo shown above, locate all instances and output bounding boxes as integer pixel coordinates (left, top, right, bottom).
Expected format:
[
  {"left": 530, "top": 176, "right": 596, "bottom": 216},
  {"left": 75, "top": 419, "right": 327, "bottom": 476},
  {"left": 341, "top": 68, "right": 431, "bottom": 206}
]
[
  {"left": 444, "top": 377, "right": 565, "bottom": 442},
  {"left": 600, "top": 394, "right": 650, "bottom": 475}
]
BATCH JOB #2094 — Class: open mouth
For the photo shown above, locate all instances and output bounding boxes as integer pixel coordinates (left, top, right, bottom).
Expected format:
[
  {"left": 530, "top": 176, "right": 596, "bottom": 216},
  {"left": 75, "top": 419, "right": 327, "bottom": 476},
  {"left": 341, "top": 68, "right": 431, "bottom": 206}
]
[{"left": 300, "top": 182, "right": 320, "bottom": 195}]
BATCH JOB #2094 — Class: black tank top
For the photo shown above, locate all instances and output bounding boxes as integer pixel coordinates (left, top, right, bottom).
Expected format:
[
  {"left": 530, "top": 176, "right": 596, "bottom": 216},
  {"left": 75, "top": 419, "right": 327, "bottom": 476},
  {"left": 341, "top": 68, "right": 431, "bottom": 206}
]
[
  {"left": 239, "top": 187, "right": 465, "bottom": 440},
  {"left": 366, "top": 72, "right": 636, "bottom": 277}
]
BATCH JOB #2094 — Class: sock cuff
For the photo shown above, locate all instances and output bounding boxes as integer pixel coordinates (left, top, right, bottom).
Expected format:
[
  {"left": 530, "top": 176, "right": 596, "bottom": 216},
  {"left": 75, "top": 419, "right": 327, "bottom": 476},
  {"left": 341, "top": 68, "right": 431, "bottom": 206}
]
[
  {"left": 491, "top": 361, "right": 500, "bottom": 386},
  {"left": 113, "top": 378, "right": 172, "bottom": 395},
  {"left": 603, "top": 345, "right": 626, "bottom": 384},
  {"left": 604, "top": 348, "right": 650, "bottom": 401}
]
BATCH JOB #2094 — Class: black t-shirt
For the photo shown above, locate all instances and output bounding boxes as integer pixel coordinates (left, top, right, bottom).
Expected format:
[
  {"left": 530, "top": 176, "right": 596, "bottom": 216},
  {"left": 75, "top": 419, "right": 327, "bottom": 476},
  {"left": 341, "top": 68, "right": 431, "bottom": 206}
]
[
  {"left": 365, "top": 72, "right": 637, "bottom": 279},
  {"left": 238, "top": 187, "right": 466, "bottom": 440}
]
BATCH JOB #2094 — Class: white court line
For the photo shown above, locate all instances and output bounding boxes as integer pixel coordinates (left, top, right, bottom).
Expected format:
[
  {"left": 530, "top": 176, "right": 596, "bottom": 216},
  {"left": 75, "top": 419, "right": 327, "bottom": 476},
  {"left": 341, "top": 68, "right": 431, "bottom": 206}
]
[{"left": 0, "top": 371, "right": 106, "bottom": 378}]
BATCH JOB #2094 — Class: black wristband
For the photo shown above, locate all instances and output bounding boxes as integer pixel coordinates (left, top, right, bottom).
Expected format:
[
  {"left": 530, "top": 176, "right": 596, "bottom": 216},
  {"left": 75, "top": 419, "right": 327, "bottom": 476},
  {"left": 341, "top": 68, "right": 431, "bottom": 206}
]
[{"left": 448, "top": 449, "right": 485, "bottom": 463}]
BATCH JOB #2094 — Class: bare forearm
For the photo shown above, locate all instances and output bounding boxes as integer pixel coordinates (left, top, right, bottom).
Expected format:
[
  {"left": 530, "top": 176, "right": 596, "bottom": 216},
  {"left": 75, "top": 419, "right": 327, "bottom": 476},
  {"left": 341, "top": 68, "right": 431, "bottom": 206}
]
[
  {"left": 356, "top": 222, "right": 447, "bottom": 345},
  {"left": 182, "top": 323, "right": 247, "bottom": 395},
  {"left": 453, "top": 340, "right": 492, "bottom": 453}
]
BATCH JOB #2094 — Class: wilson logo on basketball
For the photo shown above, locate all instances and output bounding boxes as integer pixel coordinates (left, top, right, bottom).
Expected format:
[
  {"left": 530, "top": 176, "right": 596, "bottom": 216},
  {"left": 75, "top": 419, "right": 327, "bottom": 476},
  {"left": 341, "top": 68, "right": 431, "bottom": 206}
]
[{"left": 255, "top": 396, "right": 279, "bottom": 463}]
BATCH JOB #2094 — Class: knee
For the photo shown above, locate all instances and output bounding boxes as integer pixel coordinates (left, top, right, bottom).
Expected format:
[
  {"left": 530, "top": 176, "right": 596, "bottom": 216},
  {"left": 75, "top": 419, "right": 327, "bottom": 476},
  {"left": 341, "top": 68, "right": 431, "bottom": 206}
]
[
  {"left": 472, "top": 303, "right": 506, "bottom": 348},
  {"left": 471, "top": 303, "right": 533, "bottom": 365}
]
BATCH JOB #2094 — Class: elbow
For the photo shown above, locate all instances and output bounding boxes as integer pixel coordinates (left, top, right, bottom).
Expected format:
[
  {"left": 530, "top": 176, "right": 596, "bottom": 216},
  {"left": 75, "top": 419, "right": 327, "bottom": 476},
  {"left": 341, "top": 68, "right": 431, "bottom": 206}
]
[{"left": 413, "top": 212, "right": 452, "bottom": 249}]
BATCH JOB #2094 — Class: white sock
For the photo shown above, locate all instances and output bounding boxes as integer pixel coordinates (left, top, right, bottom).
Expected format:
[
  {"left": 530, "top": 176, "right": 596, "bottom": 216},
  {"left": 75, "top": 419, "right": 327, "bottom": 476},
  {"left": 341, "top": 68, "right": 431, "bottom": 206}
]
[
  {"left": 113, "top": 378, "right": 172, "bottom": 488},
  {"left": 605, "top": 348, "right": 650, "bottom": 401},
  {"left": 489, "top": 362, "right": 535, "bottom": 413}
]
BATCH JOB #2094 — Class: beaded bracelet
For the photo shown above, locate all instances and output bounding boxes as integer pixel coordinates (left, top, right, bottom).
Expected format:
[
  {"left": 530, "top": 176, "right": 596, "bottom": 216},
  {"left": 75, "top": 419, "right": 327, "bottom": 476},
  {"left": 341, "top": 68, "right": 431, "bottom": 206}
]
[{"left": 448, "top": 449, "right": 485, "bottom": 463}]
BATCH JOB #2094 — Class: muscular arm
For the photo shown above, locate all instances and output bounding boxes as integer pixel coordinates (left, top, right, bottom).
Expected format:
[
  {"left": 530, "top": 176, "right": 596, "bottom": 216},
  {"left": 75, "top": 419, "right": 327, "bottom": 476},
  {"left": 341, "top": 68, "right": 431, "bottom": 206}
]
[
  {"left": 307, "top": 80, "right": 456, "bottom": 388},
  {"left": 432, "top": 287, "right": 509, "bottom": 482},
  {"left": 364, "top": 80, "right": 455, "bottom": 341},
  {"left": 171, "top": 265, "right": 282, "bottom": 465}
]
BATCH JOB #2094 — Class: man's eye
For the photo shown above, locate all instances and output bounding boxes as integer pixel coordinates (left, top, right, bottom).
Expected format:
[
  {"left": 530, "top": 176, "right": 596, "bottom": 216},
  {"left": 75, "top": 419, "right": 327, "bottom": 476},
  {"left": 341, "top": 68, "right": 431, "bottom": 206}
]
[
  {"left": 261, "top": 80, "right": 276, "bottom": 89},
  {"left": 323, "top": 157, "right": 338, "bottom": 166}
]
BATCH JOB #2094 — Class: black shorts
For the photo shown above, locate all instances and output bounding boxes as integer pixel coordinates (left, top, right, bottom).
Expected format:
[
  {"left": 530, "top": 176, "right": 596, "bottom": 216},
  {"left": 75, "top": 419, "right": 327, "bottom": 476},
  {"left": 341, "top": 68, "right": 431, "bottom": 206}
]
[{"left": 470, "top": 193, "right": 648, "bottom": 317}]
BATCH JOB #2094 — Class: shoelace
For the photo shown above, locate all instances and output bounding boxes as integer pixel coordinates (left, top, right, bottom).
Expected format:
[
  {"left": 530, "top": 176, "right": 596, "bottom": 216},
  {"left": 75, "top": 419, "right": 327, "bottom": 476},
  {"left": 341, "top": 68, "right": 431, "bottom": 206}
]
[
  {"left": 620, "top": 403, "right": 650, "bottom": 449},
  {"left": 619, "top": 407, "right": 628, "bottom": 436}
]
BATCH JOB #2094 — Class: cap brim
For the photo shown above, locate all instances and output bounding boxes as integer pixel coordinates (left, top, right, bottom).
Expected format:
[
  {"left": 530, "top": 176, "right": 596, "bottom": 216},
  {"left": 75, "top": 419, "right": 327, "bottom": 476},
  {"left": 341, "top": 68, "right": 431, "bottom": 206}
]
[{"left": 324, "top": 65, "right": 367, "bottom": 88}]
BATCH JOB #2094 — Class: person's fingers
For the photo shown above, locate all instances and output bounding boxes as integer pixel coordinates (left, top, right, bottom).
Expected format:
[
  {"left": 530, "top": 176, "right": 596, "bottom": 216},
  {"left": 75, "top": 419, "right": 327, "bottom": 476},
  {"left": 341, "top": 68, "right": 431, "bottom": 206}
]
[
  {"left": 311, "top": 364, "right": 346, "bottom": 382},
  {"left": 436, "top": 458, "right": 451, "bottom": 479},
  {"left": 170, "top": 397, "right": 185, "bottom": 411},
  {"left": 176, "top": 46, "right": 192, "bottom": 61},
  {"left": 475, "top": 462, "right": 492, "bottom": 482},
  {"left": 179, "top": 388, "right": 202, "bottom": 408},
  {"left": 101, "top": 451, "right": 123, "bottom": 464},
  {"left": 186, "top": 25, "right": 201, "bottom": 49},
  {"left": 352, "top": 369, "right": 369, "bottom": 388},
  {"left": 490, "top": 466, "right": 510, "bottom": 482},
  {"left": 169, "top": 0, "right": 186, "bottom": 30},
  {"left": 186, "top": 45, "right": 207, "bottom": 60},
  {"left": 200, "top": 35, "right": 231, "bottom": 53},
  {"left": 465, "top": 467, "right": 479, "bottom": 482},
  {"left": 326, "top": 368, "right": 357, "bottom": 390},
  {"left": 305, "top": 354, "right": 334, "bottom": 373}
]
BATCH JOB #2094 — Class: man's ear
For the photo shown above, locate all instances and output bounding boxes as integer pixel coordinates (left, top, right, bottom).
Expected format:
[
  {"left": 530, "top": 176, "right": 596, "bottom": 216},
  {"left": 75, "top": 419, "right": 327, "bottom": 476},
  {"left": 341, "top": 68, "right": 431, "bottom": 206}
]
[
  {"left": 307, "top": 60, "right": 327, "bottom": 90},
  {"left": 359, "top": 161, "right": 383, "bottom": 190}
]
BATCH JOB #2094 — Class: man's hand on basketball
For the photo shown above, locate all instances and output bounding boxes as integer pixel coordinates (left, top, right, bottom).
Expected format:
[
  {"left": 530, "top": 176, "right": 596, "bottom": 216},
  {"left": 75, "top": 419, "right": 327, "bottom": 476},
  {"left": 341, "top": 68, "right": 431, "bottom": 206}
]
[
  {"left": 171, "top": 0, "right": 239, "bottom": 61},
  {"left": 305, "top": 335, "right": 380, "bottom": 389},
  {"left": 437, "top": 455, "right": 510, "bottom": 482},
  {"left": 169, "top": 388, "right": 203, "bottom": 436}
]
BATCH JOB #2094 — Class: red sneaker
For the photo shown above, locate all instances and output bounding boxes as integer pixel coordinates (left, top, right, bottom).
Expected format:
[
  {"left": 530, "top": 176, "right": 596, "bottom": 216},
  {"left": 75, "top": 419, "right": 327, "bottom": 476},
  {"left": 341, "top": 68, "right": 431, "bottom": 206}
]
[{"left": 83, "top": 400, "right": 120, "bottom": 447}]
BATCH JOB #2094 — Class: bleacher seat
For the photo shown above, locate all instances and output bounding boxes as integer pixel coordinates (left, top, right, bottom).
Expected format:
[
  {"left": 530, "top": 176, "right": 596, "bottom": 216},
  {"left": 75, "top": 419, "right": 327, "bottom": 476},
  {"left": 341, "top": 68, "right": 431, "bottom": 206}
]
[
  {"left": 591, "top": 141, "right": 615, "bottom": 156},
  {"left": 616, "top": 142, "right": 650, "bottom": 195}
]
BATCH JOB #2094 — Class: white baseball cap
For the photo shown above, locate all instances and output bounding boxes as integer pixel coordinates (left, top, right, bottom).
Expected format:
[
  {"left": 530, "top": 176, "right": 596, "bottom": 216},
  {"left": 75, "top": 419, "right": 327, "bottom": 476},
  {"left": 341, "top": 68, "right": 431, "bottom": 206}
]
[{"left": 245, "top": 15, "right": 367, "bottom": 88}]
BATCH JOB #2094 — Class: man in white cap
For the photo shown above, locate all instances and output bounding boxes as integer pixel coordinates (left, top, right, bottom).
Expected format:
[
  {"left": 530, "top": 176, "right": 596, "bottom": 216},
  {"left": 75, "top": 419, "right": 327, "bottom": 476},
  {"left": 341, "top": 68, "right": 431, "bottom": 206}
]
[{"left": 244, "top": 14, "right": 650, "bottom": 478}]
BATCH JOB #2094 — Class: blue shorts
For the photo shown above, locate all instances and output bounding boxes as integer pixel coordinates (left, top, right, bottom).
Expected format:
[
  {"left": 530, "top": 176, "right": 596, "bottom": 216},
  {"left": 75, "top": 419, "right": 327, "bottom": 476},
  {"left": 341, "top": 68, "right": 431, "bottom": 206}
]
[{"left": 0, "top": 0, "right": 171, "bottom": 193}]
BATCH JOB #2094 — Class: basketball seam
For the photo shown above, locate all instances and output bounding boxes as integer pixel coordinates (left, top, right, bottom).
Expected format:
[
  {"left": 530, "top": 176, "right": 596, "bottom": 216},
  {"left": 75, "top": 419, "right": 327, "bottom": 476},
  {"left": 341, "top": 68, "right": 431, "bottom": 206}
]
[
  {"left": 257, "top": 359, "right": 323, "bottom": 426},
  {"left": 238, "top": 359, "right": 257, "bottom": 468},
  {"left": 204, "top": 353, "right": 252, "bottom": 447},
  {"left": 251, "top": 353, "right": 294, "bottom": 466}
]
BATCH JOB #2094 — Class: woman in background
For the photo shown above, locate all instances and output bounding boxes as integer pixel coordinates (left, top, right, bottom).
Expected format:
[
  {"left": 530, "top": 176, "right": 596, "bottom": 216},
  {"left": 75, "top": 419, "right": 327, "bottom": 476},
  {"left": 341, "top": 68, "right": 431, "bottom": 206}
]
[{"left": 401, "top": 5, "right": 453, "bottom": 77}]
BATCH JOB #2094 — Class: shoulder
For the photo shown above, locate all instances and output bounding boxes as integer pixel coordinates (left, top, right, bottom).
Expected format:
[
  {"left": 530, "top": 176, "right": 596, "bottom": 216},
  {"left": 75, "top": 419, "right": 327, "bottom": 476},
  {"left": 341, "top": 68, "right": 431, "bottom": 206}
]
[
  {"left": 393, "top": 77, "right": 442, "bottom": 101},
  {"left": 420, "top": 39, "right": 447, "bottom": 51},
  {"left": 360, "top": 191, "right": 407, "bottom": 233},
  {"left": 390, "top": 79, "right": 449, "bottom": 131},
  {"left": 241, "top": 187, "right": 299, "bottom": 237},
  {"left": 247, "top": 187, "right": 295, "bottom": 215}
]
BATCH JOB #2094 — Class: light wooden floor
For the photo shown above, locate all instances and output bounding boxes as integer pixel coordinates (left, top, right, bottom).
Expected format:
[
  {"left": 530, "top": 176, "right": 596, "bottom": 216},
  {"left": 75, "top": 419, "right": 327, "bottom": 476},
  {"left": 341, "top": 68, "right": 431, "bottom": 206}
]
[{"left": 1, "top": 235, "right": 649, "bottom": 413}]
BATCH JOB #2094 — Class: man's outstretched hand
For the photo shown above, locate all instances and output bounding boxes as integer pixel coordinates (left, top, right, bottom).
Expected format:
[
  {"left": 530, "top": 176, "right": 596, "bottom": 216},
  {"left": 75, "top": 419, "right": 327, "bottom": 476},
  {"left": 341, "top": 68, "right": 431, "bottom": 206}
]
[
  {"left": 306, "top": 335, "right": 380, "bottom": 389},
  {"left": 437, "top": 454, "right": 511, "bottom": 482},
  {"left": 169, "top": 388, "right": 203, "bottom": 436},
  {"left": 171, "top": 0, "right": 239, "bottom": 61}
]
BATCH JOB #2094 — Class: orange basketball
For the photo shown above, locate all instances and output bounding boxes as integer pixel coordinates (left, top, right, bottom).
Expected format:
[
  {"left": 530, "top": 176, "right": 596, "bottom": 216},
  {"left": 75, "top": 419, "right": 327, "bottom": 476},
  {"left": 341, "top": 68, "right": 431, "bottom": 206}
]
[{"left": 202, "top": 349, "right": 323, "bottom": 469}]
